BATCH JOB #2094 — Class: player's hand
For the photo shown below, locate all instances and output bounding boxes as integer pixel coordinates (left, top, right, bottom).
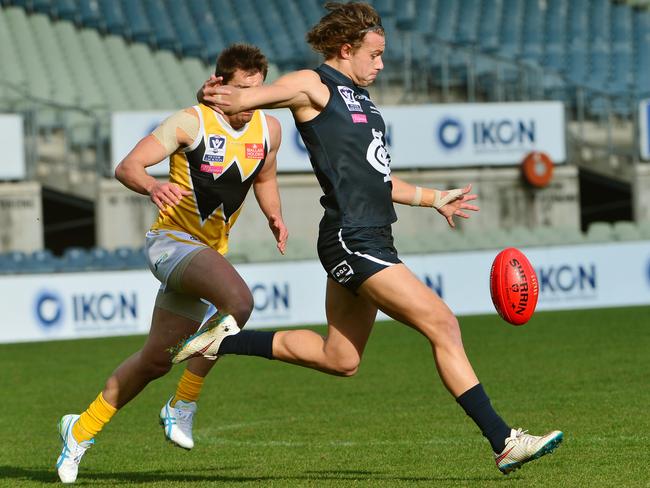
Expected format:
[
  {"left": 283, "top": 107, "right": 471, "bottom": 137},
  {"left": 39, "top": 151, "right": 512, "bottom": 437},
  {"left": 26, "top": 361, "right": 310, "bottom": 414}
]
[
  {"left": 149, "top": 181, "right": 192, "bottom": 213},
  {"left": 436, "top": 184, "right": 479, "bottom": 228},
  {"left": 197, "top": 75, "right": 224, "bottom": 114},
  {"left": 197, "top": 75, "right": 233, "bottom": 114},
  {"left": 268, "top": 214, "right": 288, "bottom": 254}
]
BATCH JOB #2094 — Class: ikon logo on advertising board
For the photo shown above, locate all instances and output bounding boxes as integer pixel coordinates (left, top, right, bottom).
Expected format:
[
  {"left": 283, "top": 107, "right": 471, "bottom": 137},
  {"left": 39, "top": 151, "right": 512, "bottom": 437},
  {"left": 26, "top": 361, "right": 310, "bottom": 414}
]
[
  {"left": 536, "top": 263, "right": 597, "bottom": 301},
  {"left": 33, "top": 289, "right": 140, "bottom": 332}
]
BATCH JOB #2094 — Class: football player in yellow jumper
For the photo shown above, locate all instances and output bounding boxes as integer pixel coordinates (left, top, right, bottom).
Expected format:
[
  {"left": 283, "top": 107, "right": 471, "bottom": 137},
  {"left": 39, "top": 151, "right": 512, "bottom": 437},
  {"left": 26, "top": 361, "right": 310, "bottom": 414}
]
[{"left": 55, "top": 44, "right": 287, "bottom": 483}]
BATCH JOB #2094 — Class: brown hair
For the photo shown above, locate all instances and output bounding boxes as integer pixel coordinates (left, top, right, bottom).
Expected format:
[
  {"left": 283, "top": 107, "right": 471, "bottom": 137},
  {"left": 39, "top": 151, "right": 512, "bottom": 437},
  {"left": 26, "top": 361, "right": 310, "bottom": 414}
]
[
  {"left": 215, "top": 43, "right": 268, "bottom": 83},
  {"left": 306, "top": 2, "right": 384, "bottom": 59}
]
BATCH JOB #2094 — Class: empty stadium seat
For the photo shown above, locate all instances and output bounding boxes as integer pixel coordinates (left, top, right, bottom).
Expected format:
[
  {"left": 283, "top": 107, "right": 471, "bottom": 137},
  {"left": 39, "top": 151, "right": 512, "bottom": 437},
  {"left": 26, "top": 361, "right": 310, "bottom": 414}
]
[
  {"left": 477, "top": 0, "right": 501, "bottom": 51},
  {"left": 78, "top": 0, "right": 102, "bottom": 29},
  {"left": 28, "top": 249, "right": 59, "bottom": 273},
  {"left": 88, "top": 247, "right": 123, "bottom": 270},
  {"left": 119, "top": 0, "right": 152, "bottom": 43},
  {"left": 613, "top": 221, "right": 642, "bottom": 241},
  {"left": 434, "top": 0, "right": 459, "bottom": 44},
  {"left": 141, "top": 0, "right": 177, "bottom": 52},
  {"left": 113, "top": 246, "right": 148, "bottom": 269},
  {"left": 186, "top": 0, "right": 226, "bottom": 61},
  {"left": 0, "top": 250, "right": 28, "bottom": 274},
  {"left": 506, "top": 226, "right": 540, "bottom": 248},
  {"left": 499, "top": 0, "right": 523, "bottom": 59},
  {"left": 585, "top": 221, "right": 615, "bottom": 242},
  {"left": 51, "top": 0, "right": 77, "bottom": 22},
  {"left": 99, "top": 0, "right": 126, "bottom": 35},
  {"left": 638, "top": 221, "right": 650, "bottom": 239},
  {"left": 61, "top": 247, "right": 91, "bottom": 271}
]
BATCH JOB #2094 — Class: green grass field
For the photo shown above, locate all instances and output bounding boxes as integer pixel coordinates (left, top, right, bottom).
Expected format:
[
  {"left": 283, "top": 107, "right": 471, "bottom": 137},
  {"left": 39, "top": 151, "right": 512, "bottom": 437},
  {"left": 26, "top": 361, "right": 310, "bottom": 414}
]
[{"left": 1, "top": 306, "right": 649, "bottom": 487}]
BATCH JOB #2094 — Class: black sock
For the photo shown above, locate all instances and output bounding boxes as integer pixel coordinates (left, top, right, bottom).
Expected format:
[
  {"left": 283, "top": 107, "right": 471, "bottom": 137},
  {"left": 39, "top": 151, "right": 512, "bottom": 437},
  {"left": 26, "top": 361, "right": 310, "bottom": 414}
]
[
  {"left": 217, "top": 330, "right": 275, "bottom": 359},
  {"left": 456, "top": 383, "right": 511, "bottom": 452}
]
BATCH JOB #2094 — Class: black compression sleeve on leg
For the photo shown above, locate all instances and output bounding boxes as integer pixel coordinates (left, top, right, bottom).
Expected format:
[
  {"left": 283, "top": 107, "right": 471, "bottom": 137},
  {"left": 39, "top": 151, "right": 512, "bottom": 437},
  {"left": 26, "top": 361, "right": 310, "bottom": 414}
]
[
  {"left": 218, "top": 330, "right": 275, "bottom": 359},
  {"left": 456, "top": 383, "right": 511, "bottom": 453}
]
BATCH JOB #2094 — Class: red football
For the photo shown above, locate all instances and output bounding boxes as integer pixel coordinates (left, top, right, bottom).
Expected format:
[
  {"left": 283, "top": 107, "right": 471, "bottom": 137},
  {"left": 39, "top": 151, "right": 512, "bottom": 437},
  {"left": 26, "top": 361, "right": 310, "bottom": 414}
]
[{"left": 490, "top": 247, "right": 539, "bottom": 326}]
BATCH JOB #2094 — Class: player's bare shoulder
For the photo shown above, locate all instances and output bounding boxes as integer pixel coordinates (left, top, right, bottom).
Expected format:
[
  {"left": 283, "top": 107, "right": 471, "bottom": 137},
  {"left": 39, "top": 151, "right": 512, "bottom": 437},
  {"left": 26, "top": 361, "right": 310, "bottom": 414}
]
[
  {"left": 264, "top": 113, "right": 282, "bottom": 149},
  {"left": 274, "top": 69, "right": 328, "bottom": 121}
]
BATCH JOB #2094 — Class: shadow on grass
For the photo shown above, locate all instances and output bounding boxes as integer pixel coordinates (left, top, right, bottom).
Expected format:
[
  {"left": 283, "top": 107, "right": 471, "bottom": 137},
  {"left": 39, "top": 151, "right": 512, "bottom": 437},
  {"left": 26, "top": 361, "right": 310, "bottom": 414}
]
[{"left": 0, "top": 465, "right": 524, "bottom": 485}]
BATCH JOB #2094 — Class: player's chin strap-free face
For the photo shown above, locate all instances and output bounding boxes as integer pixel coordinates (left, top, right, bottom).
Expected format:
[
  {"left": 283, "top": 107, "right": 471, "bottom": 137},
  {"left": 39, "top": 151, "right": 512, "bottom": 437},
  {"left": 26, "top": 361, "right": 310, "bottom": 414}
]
[{"left": 410, "top": 186, "right": 464, "bottom": 210}]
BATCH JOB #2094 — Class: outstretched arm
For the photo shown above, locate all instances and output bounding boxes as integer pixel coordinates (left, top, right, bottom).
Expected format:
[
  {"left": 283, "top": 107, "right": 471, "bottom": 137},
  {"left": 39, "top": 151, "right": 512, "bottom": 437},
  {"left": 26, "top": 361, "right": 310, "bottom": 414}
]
[
  {"left": 114, "top": 109, "right": 195, "bottom": 212},
  {"left": 253, "top": 115, "right": 288, "bottom": 254},
  {"left": 198, "top": 70, "right": 327, "bottom": 119},
  {"left": 391, "top": 176, "right": 479, "bottom": 228}
]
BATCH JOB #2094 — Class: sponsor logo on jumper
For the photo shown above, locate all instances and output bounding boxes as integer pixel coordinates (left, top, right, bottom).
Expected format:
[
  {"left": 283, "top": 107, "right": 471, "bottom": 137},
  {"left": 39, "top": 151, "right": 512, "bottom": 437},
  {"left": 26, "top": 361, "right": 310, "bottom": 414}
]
[
  {"left": 366, "top": 128, "right": 391, "bottom": 182},
  {"left": 200, "top": 164, "right": 224, "bottom": 174},
  {"left": 352, "top": 113, "right": 368, "bottom": 124},
  {"left": 338, "top": 86, "right": 363, "bottom": 112},
  {"left": 203, "top": 134, "right": 226, "bottom": 162},
  {"left": 245, "top": 143, "right": 265, "bottom": 159}
]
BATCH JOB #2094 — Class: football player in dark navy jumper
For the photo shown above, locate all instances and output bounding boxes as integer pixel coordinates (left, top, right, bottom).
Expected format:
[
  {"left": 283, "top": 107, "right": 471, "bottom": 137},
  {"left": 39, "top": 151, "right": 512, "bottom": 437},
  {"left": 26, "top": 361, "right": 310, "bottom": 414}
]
[{"left": 193, "top": 1, "right": 563, "bottom": 475}]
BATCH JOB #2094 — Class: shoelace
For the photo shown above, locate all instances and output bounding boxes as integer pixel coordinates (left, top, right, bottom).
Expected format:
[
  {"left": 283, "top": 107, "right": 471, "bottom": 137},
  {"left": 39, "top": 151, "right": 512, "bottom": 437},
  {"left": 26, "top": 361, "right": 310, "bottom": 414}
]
[
  {"left": 175, "top": 408, "right": 194, "bottom": 432},
  {"left": 506, "top": 428, "right": 538, "bottom": 448},
  {"left": 69, "top": 440, "right": 92, "bottom": 464}
]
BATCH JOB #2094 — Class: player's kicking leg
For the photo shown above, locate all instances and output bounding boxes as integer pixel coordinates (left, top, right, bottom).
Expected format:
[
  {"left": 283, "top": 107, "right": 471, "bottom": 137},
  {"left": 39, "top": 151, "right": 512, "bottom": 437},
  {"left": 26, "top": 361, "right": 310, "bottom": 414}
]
[{"left": 358, "top": 264, "right": 563, "bottom": 474}]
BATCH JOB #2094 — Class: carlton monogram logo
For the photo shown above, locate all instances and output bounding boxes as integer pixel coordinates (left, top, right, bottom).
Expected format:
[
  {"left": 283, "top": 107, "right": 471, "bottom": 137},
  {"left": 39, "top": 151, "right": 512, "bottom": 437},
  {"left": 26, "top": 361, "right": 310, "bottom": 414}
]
[{"left": 366, "top": 128, "right": 391, "bottom": 182}]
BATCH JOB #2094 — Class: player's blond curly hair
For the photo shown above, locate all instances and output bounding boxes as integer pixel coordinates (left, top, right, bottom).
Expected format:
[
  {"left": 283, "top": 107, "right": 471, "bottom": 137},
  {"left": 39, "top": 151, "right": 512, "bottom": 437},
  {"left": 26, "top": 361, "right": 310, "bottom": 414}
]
[{"left": 306, "top": 2, "right": 384, "bottom": 59}]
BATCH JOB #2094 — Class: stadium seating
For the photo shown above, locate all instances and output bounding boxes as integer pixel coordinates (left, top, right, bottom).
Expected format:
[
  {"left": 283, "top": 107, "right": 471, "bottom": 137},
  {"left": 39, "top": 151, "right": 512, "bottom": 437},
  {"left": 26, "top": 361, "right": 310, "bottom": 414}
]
[
  {"left": 3, "top": 0, "right": 650, "bottom": 127},
  {"left": 1, "top": 216, "right": 649, "bottom": 274},
  {"left": 613, "top": 220, "right": 643, "bottom": 240},
  {"left": 585, "top": 221, "right": 616, "bottom": 242}
]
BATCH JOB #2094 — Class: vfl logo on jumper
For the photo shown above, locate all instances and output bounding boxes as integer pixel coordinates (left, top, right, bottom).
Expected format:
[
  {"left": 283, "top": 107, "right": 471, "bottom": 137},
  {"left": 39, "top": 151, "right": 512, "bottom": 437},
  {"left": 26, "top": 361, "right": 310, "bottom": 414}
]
[
  {"left": 338, "top": 86, "right": 363, "bottom": 112},
  {"left": 331, "top": 260, "right": 354, "bottom": 284},
  {"left": 366, "top": 128, "right": 391, "bottom": 182},
  {"left": 203, "top": 134, "right": 226, "bottom": 163},
  {"left": 34, "top": 290, "right": 64, "bottom": 329},
  {"left": 538, "top": 263, "right": 597, "bottom": 300}
]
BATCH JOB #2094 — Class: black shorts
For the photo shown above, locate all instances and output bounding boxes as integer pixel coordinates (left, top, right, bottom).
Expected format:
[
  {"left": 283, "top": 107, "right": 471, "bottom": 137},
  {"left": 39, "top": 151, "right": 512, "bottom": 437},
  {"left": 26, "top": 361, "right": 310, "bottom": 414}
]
[{"left": 317, "top": 226, "right": 402, "bottom": 292}]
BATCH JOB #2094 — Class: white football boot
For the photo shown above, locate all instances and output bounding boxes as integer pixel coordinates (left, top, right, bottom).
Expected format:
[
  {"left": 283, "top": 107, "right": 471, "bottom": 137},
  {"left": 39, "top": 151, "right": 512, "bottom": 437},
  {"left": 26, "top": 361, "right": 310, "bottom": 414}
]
[
  {"left": 159, "top": 397, "right": 197, "bottom": 450},
  {"left": 170, "top": 313, "right": 239, "bottom": 363},
  {"left": 495, "top": 428, "right": 563, "bottom": 474},
  {"left": 56, "top": 414, "right": 94, "bottom": 483}
]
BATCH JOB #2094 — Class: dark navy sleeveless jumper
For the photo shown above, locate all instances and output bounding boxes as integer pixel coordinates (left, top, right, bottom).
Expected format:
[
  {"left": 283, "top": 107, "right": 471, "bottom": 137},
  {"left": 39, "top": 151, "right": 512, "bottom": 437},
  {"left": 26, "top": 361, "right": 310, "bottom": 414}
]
[{"left": 297, "top": 64, "right": 401, "bottom": 290}]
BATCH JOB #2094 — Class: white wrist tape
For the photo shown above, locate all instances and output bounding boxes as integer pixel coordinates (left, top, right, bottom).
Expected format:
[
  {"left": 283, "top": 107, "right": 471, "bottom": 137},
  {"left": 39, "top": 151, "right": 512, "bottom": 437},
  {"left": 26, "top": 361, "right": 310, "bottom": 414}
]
[
  {"left": 433, "top": 188, "right": 463, "bottom": 209},
  {"left": 410, "top": 186, "right": 423, "bottom": 206}
]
